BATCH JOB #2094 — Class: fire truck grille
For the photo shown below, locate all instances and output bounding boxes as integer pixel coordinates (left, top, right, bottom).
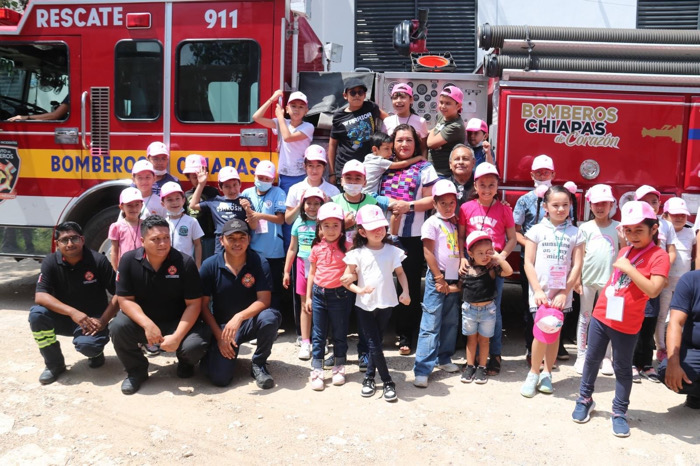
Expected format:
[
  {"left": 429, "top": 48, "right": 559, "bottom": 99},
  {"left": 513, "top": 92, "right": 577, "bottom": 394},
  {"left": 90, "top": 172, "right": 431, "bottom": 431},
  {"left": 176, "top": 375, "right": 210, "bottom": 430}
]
[{"left": 90, "top": 87, "right": 110, "bottom": 157}]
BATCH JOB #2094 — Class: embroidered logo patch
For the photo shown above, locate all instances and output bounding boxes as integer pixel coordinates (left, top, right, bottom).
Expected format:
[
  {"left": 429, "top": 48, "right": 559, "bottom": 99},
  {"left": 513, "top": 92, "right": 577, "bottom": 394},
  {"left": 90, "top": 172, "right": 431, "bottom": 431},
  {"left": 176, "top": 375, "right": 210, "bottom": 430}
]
[
  {"left": 241, "top": 273, "right": 255, "bottom": 288},
  {"left": 84, "top": 271, "right": 94, "bottom": 281},
  {"left": 168, "top": 265, "right": 177, "bottom": 275}
]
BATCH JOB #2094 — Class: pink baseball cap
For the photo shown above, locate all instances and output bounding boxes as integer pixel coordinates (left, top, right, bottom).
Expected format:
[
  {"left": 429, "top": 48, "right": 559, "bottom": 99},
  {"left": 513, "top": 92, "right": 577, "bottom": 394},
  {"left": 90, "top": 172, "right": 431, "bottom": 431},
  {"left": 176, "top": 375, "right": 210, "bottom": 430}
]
[
  {"left": 634, "top": 185, "right": 660, "bottom": 201},
  {"left": 302, "top": 187, "right": 325, "bottom": 201},
  {"left": 586, "top": 184, "right": 615, "bottom": 204},
  {"left": 531, "top": 154, "right": 554, "bottom": 171},
  {"left": 304, "top": 144, "right": 327, "bottom": 164},
  {"left": 466, "top": 118, "right": 488, "bottom": 133},
  {"left": 356, "top": 204, "right": 389, "bottom": 230},
  {"left": 218, "top": 166, "right": 240, "bottom": 183},
  {"left": 288, "top": 91, "right": 308, "bottom": 105},
  {"left": 664, "top": 197, "right": 690, "bottom": 216},
  {"left": 533, "top": 305, "right": 564, "bottom": 344},
  {"left": 182, "top": 154, "right": 207, "bottom": 174},
  {"left": 432, "top": 179, "right": 458, "bottom": 198},
  {"left": 160, "top": 181, "right": 184, "bottom": 199},
  {"left": 318, "top": 202, "right": 344, "bottom": 221},
  {"left": 466, "top": 230, "right": 492, "bottom": 251},
  {"left": 474, "top": 162, "right": 499, "bottom": 180},
  {"left": 146, "top": 141, "right": 169, "bottom": 158},
  {"left": 342, "top": 159, "right": 366, "bottom": 177},
  {"left": 255, "top": 160, "right": 276, "bottom": 179},
  {"left": 620, "top": 201, "right": 657, "bottom": 226},
  {"left": 119, "top": 187, "right": 143, "bottom": 205},
  {"left": 440, "top": 85, "right": 463, "bottom": 105},
  {"left": 132, "top": 159, "right": 155, "bottom": 175},
  {"left": 391, "top": 83, "right": 413, "bottom": 97}
]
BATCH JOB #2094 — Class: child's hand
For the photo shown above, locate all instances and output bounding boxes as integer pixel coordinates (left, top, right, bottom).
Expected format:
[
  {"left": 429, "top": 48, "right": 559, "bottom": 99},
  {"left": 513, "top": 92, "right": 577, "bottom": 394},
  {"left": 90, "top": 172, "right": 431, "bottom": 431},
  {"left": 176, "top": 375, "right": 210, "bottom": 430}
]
[
  {"left": 239, "top": 198, "right": 252, "bottom": 211},
  {"left": 340, "top": 272, "right": 358, "bottom": 287},
  {"left": 459, "top": 257, "right": 469, "bottom": 275},
  {"left": 282, "top": 272, "right": 290, "bottom": 289},
  {"left": 551, "top": 292, "right": 567, "bottom": 310},
  {"left": 196, "top": 167, "right": 208, "bottom": 185},
  {"left": 534, "top": 290, "right": 549, "bottom": 307},
  {"left": 447, "top": 283, "right": 461, "bottom": 294},
  {"left": 483, "top": 140, "right": 491, "bottom": 153},
  {"left": 360, "top": 286, "right": 375, "bottom": 295},
  {"left": 574, "top": 282, "right": 583, "bottom": 295},
  {"left": 399, "top": 291, "right": 410, "bottom": 305},
  {"left": 418, "top": 155, "right": 427, "bottom": 162},
  {"left": 274, "top": 104, "right": 285, "bottom": 120},
  {"left": 271, "top": 89, "right": 284, "bottom": 100},
  {"left": 303, "top": 298, "right": 313, "bottom": 315},
  {"left": 344, "top": 211, "right": 356, "bottom": 228},
  {"left": 613, "top": 256, "right": 633, "bottom": 274}
]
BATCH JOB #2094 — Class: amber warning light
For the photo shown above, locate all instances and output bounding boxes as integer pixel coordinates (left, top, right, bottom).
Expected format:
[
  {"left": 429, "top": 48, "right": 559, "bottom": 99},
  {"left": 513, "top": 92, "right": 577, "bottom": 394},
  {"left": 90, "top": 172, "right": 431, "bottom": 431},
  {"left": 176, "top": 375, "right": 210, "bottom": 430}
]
[{"left": 126, "top": 13, "right": 151, "bottom": 29}]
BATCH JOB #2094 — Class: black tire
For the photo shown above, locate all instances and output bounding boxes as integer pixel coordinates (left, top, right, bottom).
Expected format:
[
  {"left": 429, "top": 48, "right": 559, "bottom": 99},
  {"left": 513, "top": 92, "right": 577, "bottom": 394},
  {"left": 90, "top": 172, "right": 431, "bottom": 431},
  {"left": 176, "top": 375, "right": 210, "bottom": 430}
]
[{"left": 83, "top": 206, "right": 121, "bottom": 256}]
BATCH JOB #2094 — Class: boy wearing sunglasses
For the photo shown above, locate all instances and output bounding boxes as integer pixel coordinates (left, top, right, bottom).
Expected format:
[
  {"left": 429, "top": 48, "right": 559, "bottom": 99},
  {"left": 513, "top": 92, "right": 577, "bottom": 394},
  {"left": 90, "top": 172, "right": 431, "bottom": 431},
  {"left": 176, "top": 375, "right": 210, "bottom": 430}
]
[{"left": 328, "top": 77, "right": 389, "bottom": 184}]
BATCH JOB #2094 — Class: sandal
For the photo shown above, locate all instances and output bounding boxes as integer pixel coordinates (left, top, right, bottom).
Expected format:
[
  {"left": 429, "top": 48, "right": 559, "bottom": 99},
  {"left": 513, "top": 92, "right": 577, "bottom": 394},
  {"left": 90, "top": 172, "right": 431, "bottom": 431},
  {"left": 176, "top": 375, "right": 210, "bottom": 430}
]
[
  {"left": 486, "top": 355, "right": 501, "bottom": 376},
  {"left": 399, "top": 346, "right": 411, "bottom": 355}
]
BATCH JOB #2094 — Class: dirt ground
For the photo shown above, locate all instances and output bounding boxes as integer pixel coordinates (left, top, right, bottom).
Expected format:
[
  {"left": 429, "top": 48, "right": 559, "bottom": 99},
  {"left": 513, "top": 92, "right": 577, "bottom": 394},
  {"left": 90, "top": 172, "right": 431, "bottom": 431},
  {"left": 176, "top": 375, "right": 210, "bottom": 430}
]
[{"left": 0, "top": 257, "right": 697, "bottom": 465}]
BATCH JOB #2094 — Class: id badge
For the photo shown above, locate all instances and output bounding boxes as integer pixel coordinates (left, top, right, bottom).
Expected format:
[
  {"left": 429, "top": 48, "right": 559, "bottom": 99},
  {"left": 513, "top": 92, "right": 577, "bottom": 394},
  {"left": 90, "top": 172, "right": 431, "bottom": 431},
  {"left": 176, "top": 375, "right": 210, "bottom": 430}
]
[
  {"left": 256, "top": 219, "right": 269, "bottom": 234},
  {"left": 548, "top": 264, "right": 567, "bottom": 289},
  {"left": 606, "top": 295, "right": 624, "bottom": 322}
]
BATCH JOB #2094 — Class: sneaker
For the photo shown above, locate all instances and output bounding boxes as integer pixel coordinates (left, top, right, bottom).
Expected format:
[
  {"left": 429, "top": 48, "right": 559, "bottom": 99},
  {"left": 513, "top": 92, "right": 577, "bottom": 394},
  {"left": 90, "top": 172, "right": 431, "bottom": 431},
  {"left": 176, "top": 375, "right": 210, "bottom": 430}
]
[
  {"left": 574, "top": 357, "right": 585, "bottom": 375},
  {"left": 438, "top": 362, "right": 460, "bottom": 373},
  {"left": 572, "top": 397, "right": 596, "bottom": 423},
  {"left": 39, "top": 365, "right": 66, "bottom": 385},
  {"left": 656, "top": 349, "right": 667, "bottom": 363},
  {"left": 640, "top": 367, "right": 661, "bottom": 383},
  {"left": 250, "top": 339, "right": 258, "bottom": 345},
  {"left": 331, "top": 365, "right": 346, "bottom": 386},
  {"left": 461, "top": 365, "right": 476, "bottom": 383},
  {"left": 140, "top": 343, "right": 160, "bottom": 356},
  {"left": 383, "top": 382, "right": 397, "bottom": 402},
  {"left": 325, "top": 343, "right": 330, "bottom": 355},
  {"left": 250, "top": 363, "right": 274, "bottom": 389},
  {"left": 176, "top": 362, "right": 195, "bottom": 378},
  {"left": 632, "top": 366, "right": 641, "bottom": 383},
  {"left": 323, "top": 355, "right": 335, "bottom": 369},
  {"left": 557, "top": 345, "right": 570, "bottom": 361},
  {"left": 685, "top": 395, "right": 700, "bottom": 409},
  {"left": 521, "top": 372, "right": 539, "bottom": 398},
  {"left": 413, "top": 375, "right": 429, "bottom": 388},
  {"left": 298, "top": 342, "right": 311, "bottom": 360},
  {"left": 361, "top": 377, "right": 376, "bottom": 397},
  {"left": 121, "top": 373, "right": 148, "bottom": 395},
  {"left": 310, "top": 369, "right": 325, "bottom": 391},
  {"left": 474, "top": 366, "right": 488, "bottom": 384},
  {"left": 358, "top": 353, "right": 368, "bottom": 372},
  {"left": 612, "top": 414, "right": 630, "bottom": 437},
  {"left": 295, "top": 336, "right": 303, "bottom": 347},
  {"left": 88, "top": 353, "right": 105, "bottom": 369},
  {"left": 600, "top": 358, "right": 614, "bottom": 376},
  {"left": 538, "top": 372, "right": 553, "bottom": 394}
]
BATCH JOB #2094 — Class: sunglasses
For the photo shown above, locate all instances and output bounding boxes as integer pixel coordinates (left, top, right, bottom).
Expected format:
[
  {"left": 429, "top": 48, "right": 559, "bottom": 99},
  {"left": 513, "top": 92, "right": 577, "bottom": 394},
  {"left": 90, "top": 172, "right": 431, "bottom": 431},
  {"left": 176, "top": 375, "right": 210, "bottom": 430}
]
[
  {"left": 57, "top": 235, "right": 82, "bottom": 245},
  {"left": 347, "top": 89, "right": 366, "bottom": 97}
]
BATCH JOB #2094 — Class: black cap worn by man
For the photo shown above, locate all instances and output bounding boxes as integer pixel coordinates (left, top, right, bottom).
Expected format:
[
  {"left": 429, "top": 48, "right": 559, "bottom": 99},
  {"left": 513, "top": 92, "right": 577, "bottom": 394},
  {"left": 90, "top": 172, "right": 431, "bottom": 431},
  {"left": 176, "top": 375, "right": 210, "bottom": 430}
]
[{"left": 344, "top": 77, "right": 368, "bottom": 92}]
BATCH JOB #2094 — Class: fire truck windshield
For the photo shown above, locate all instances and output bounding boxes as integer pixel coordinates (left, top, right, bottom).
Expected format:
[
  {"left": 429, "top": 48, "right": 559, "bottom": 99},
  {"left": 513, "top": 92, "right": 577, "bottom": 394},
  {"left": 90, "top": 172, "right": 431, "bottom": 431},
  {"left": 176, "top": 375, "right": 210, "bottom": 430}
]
[{"left": 0, "top": 43, "right": 69, "bottom": 121}]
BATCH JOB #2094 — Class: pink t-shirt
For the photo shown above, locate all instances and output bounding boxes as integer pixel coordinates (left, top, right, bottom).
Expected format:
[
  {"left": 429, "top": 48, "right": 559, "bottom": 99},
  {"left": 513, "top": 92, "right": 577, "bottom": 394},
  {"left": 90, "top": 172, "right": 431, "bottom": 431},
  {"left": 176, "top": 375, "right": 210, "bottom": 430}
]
[
  {"left": 458, "top": 199, "right": 515, "bottom": 251},
  {"left": 108, "top": 219, "right": 142, "bottom": 263},
  {"left": 309, "top": 240, "right": 346, "bottom": 289}
]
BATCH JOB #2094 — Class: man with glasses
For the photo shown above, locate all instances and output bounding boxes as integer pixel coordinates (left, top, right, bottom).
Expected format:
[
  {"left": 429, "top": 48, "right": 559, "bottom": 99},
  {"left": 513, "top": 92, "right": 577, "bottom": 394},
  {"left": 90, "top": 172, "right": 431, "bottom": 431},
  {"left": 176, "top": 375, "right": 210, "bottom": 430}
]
[
  {"left": 29, "top": 221, "right": 118, "bottom": 385},
  {"left": 109, "top": 215, "right": 208, "bottom": 395}
]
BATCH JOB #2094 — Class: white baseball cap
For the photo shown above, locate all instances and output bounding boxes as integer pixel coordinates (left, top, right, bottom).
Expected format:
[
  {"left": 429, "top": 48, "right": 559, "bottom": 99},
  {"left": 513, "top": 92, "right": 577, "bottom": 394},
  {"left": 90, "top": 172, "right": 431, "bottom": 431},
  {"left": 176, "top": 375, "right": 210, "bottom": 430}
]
[
  {"left": 342, "top": 159, "right": 366, "bottom": 177},
  {"left": 119, "top": 187, "right": 143, "bottom": 205},
  {"left": 432, "top": 179, "right": 458, "bottom": 198},
  {"left": 218, "top": 166, "right": 240, "bottom": 183},
  {"left": 160, "top": 181, "right": 184, "bottom": 199},
  {"left": 531, "top": 154, "right": 554, "bottom": 171},
  {"left": 474, "top": 162, "right": 499, "bottom": 180},
  {"left": 466, "top": 230, "right": 492, "bottom": 251},
  {"left": 182, "top": 154, "right": 207, "bottom": 174},
  {"left": 288, "top": 91, "right": 308, "bottom": 105},
  {"left": 304, "top": 145, "right": 327, "bottom": 164},
  {"left": 255, "top": 160, "right": 276, "bottom": 179},
  {"left": 146, "top": 141, "right": 169, "bottom": 158},
  {"left": 302, "top": 187, "right": 325, "bottom": 201},
  {"left": 132, "top": 159, "right": 155, "bottom": 175},
  {"left": 586, "top": 184, "right": 615, "bottom": 204},
  {"left": 318, "top": 202, "right": 344, "bottom": 221},
  {"left": 356, "top": 204, "right": 389, "bottom": 230},
  {"left": 634, "top": 185, "right": 660, "bottom": 201},
  {"left": 620, "top": 201, "right": 657, "bottom": 226},
  {"left": 664, "top": 197, "right": 690, "bottom": 216}
]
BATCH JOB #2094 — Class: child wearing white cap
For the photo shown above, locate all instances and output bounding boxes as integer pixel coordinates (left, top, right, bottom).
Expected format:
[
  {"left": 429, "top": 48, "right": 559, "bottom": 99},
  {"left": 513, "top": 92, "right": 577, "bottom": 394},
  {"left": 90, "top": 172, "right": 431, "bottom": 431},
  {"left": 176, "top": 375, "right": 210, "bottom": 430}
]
[
  {"left": 182, "top": 154, "right": 219, "bottom": 261},
  {"left": 161, "top": 181, "right": 204, "bottom": 268},
  {"left": 109, "top": 187, "right": 144, "bottom": 271},
  {"left": 285, "top": 145, "right": 340, "bottom": 226},
  {"left": 253, "top": 89, "right": 314, "bottom": 193},
  {"left": 465, "top": 118, "right": 494, "bottom": 168},
  {"left": 427, "top": 85, "right": 466, "bottom": 177},
  {"left": 131, "top": 159, "right": 167, "bottom": 218},
  {"left": 381, "top": 83, "right": 428, "bottom": 156},
  {"left": 657, "top": 197, "right": 696, "bottom": 363},
  {"left": 145, "top": 141, "right": 178, "bottom": 196}
]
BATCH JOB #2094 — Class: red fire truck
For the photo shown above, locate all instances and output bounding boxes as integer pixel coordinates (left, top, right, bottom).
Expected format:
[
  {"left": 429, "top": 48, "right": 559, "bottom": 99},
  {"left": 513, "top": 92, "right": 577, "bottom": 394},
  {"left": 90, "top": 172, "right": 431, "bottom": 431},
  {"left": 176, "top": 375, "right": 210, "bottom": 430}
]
[{"left": 0, "top": 0, "right": 322, "bottom": 257}]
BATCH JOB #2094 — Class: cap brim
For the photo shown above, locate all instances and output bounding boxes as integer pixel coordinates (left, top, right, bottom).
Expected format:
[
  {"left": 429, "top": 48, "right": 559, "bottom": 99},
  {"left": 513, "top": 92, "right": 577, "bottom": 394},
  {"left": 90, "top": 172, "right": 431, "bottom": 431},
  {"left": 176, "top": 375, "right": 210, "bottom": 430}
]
[
  {"left": 359, "top": 219, "right": 389, "bottom": 230},
  {"left": 533, "top": 326, "right": 561, "bottom": 344}
]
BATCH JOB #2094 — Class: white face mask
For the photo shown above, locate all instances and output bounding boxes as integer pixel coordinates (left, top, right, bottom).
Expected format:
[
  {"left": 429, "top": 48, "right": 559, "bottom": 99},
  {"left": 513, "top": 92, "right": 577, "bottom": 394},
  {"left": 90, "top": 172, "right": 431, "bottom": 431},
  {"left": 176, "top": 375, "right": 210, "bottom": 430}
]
[
  {"left": 437, "top": 213, "right": 455, "bottom": 220},
  {"left": 166, "top": 208, "right": 184, "bottom": 216},
  {"left": 343, "top": 183, "right": 363, "bottom": 196},
  {"left": 154, "top": 169, "right": 168, "bottom": 176},
  {"left": 534, "top": 179, "right": 552, "bottom": 188}
]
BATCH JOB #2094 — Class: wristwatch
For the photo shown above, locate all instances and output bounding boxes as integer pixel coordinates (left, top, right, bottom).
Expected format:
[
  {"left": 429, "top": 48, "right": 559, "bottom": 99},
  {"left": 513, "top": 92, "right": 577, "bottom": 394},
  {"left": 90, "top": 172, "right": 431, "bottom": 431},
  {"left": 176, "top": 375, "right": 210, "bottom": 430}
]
[{"left": 408, "top": 202, "right": 415, "bottom": 212}]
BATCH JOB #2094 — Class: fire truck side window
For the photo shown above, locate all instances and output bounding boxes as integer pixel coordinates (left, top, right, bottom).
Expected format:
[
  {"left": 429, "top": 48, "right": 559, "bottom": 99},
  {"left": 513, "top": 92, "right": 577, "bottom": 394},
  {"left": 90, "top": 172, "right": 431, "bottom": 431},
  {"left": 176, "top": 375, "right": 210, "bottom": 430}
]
[
  {"left": 0, "top": 43, "right": 69, "bottom": 121},
  {"left": 176, "top": 40, "right": 261, "bottom": 123},
  {"left": 115, "top": 40, "right": 163, "bottom": 120}
]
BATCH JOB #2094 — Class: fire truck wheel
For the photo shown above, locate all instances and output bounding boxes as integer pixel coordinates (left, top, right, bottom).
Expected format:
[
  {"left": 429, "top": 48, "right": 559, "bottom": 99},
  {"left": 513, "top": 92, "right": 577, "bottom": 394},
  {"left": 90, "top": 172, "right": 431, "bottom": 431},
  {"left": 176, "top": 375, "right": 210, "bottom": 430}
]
[{"left": 83, "top": 206, "right": 121, "bottom": 256}]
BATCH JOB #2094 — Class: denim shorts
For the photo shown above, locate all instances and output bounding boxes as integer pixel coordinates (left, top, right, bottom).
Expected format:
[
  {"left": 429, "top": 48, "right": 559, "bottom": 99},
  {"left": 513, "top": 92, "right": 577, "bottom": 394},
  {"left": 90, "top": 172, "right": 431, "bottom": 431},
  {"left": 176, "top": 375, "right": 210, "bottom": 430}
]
[{"left": 462, "top": 301, "right": 497, "bottom": 337}]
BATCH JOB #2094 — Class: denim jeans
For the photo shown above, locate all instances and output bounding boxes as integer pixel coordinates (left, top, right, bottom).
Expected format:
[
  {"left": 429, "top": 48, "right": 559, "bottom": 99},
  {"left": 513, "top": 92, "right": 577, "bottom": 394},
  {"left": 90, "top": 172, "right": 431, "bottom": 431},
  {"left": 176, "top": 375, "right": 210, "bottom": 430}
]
[
  {"left": 579, "top": 317, "right": 639, "bottom": 415},
  {"left": 461, "top": 301, "right": 497, "bottom": 337},
  {"left": 413, "top": 270, "right": 460, "bottom": 376},
  {"left": 357, "top": 307, "right": 393, "bottom": 383},
  {"left": 311, "top": 285, "right": 351, "bottom": 369},
  {"left": 488, "top": 275, "right": 505, "bottom": 356}
]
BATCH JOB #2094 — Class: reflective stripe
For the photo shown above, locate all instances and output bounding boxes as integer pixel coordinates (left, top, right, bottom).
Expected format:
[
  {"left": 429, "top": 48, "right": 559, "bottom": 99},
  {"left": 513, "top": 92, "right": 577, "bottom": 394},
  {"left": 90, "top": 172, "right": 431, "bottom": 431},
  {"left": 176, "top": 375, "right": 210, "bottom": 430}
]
[{"left": 32, "top": 329, "right": 57, "bottom": 348}]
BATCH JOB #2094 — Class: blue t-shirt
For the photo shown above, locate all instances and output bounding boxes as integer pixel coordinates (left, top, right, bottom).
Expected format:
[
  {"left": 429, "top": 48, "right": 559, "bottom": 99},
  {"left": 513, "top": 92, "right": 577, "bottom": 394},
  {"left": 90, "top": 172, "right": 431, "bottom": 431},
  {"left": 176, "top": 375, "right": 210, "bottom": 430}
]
[
  {"left": 198, "top": 195, "right": 248, "bottom": 253},
  {"left": 513, "top": 190, "right": 546, "bottom": 236},
  {"left": 241, "top": 186, "right": 287, "bottom": 259},
  {"left": 663, "top": 270, "right": 700, "bottom": 380},
  {"left": 291, "top": 217, "right": 317, "bottom": 260}
]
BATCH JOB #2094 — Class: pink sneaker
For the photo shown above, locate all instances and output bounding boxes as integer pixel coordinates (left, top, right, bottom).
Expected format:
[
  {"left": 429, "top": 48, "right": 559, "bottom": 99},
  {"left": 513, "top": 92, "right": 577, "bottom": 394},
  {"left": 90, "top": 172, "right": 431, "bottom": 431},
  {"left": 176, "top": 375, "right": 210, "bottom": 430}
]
[
  {"left": 310, "top": 369, "right": 325, "bottom": 391},
  {"left": 656, "top": 349, "right": 667, "bottom": 363},
  {"left": 331, "top": 365, "right": 346, "bottom": 386}
]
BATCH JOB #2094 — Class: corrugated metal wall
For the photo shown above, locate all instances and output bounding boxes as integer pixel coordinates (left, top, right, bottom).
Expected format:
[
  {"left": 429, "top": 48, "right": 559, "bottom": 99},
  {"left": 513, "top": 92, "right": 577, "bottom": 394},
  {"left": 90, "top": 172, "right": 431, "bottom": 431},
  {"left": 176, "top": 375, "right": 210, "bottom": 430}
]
[
  {"left": 355, "top": 0, "right": 477, "bottom": 72},
  {"left": 637, "top": 0, "right": 700, "bottom": 29}
]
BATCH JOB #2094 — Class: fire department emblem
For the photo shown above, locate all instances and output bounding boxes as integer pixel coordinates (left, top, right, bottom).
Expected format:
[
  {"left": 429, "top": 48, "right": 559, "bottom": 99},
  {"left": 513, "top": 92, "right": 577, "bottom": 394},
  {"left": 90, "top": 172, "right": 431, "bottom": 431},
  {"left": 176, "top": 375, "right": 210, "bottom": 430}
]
[
  {"left": 241, "top": 273, "right": 255, "bottom": 288},
  {"left": 0, "top": 141, "right": 20, "bottom": 204},
  {"left": 84, "top": 271, "right": 94, "bottom": 281},
  {"left": 168, "top": 265, "right": 177, "bottom": 275}
]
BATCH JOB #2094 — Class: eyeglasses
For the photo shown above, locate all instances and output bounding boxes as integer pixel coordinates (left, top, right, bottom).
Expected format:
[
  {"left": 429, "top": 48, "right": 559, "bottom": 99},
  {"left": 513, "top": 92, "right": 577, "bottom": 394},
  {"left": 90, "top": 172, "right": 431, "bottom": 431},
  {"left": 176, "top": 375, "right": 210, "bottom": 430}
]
[
  {"left": 347, "top": 89, "right": 366, "bottom": 97},
  {"left": 56, "top": 235, "right": 82, "bottom": 245}
]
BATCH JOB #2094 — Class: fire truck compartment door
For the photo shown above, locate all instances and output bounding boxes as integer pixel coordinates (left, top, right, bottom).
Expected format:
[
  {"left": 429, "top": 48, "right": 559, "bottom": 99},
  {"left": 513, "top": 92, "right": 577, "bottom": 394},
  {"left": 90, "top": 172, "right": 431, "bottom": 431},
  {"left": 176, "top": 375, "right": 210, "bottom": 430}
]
[{"left": 684, "top": 97, "right": 700, "bottom": 191}]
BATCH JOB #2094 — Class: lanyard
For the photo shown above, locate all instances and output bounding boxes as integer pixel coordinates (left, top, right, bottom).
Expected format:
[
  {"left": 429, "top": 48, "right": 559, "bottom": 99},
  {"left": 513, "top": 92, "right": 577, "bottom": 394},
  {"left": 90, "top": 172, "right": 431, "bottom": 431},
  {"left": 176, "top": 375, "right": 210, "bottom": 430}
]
[
  {"left": 478, "top": 199, "right": 494, "bottom": 231},
  {"left": 169, "top": 215, "right": 183, "bottom": 244},
  {"left": 127, "top": 219, "right": 141, "bottom": 250},
  {"left": 610, "top": 242, "right": 654, "bottom": 289}
]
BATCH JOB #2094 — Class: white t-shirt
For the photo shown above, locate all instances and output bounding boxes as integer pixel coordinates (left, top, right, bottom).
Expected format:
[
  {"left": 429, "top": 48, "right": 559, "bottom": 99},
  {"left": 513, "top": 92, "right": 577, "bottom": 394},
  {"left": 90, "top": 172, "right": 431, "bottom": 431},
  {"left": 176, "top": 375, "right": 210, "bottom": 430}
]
[
  {"left": 657, "top": 217, "right": 677, "bottom": 250},
  {"left": 273, "top": 118, "right": 314, "bottom": 177},
  {"left": 579, "top": 220, "right": 620, "bottom": 288},
  {"left": 141, "top": 192, "right": 167, "bottom": 219},
  {"left": 670, "top": 226, "right": 696, "bottom": 278},
  {"left": 343, "top": 244, "right": 406, "bottom": 311},
  {"left": 363, "top": 153, "right": 392, "bottom": 194},
  {"left": 285, "top": 178, "right": 340, "bottom": 209},
  {"left": 166, "top": 214, "right": 204, "bottom": 258},
  {"left": 421, "top": 215, "right": 460, "bottom": 280},
  {"left": 525, "top": 218, "right": 584, "bottom": 310},
  {"left": 381, "top": 114, "right": 428, "bottom": 138}
]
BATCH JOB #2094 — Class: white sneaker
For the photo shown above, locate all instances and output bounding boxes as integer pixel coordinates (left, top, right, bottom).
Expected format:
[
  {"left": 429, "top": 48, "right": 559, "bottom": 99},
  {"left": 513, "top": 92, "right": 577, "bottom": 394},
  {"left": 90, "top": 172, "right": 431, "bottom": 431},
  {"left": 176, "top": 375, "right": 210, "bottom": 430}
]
[
  {"left": 413, "top": 375, "right": 429, "bottom": 388},
  {"left": 298, "top": 342, "right": 311, "bottom": 360},
  {"left": 295, "top": 336, "right": 302, "bottom": 347},
  {"left": 438, "top": 363, "right": 460, "bottom": 373},
  {"left": 331, "top": 365, "right": 346, "bottom": 386},
  {"left": 600, "top": 358, "right": 614, "bottom": 376},
  {"left": 574, "top": 357, "right": 585, "bottom": 375},
  {"left": 310, "top": 369, "right": 324, "bottom": 391},
  {"left": 250, "top": 339, "right": 258, "bottom": 346}
]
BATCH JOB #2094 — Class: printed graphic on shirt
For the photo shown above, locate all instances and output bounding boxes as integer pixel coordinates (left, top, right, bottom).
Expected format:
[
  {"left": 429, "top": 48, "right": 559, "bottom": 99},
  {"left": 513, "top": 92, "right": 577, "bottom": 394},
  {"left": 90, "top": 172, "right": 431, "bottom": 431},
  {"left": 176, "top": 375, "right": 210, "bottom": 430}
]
[
  {"left": 438, "top": 222, "right": 459, "bottom": 257},
  {"left": 538, "top": 232, "right": 571, "bottom": 262},
  {"left": 83, "top": 270, "right": 96, "bottom": 284},
  {"left": 344, "top": 115, "right": 374, "bottom": 150},
  {"left": 178, "top": 225, "right": 189, "bottom": 237},
  {"left": 242, "top": 273, "right": 255, "bottom": 288}
]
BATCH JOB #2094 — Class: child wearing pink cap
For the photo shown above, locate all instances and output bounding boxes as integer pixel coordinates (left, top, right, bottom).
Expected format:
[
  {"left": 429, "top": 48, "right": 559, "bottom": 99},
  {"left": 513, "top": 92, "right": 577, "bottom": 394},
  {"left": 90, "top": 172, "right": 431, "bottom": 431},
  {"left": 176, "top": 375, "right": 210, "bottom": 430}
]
[
  {"left": 465, "top": 118, "right": 494, "bottom": 168},
  {"left": 285, "top": 145, "right": 340, "bottom": 227},
  {"left": 573, "top": 200, "right": 669, "bottom": 437},
  {"left": 343, "top": 204, "right": 409, "bottom": 402},
  {"left": 131, "top": 160, "right": 167, "bottom": 218},
  {"left": 657, "top": 197, "right": 696, "bottom": 362},
  {"left": 145, "top": 141, "right": 178, "bottom": 195},
  {"left": 109, "top": 187, "right": 144, "bottom": 271},
  {"left": 381, "top": 83, "right": 428, "bottom": 157},
  {"left": 427, "top": 85, "right": 466, "bottom": 177},
  {"left": 161, "top": 181, "right": 204, "bottom": 268},
  {"left": 182, "top": 154, "right": 218, "bottom": 261},
  {"left": 521, "top": 184, "right": 584, "bottom": 398},
  {"left": 575, "top": 184, "right": 622, "bottom": 375}
]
